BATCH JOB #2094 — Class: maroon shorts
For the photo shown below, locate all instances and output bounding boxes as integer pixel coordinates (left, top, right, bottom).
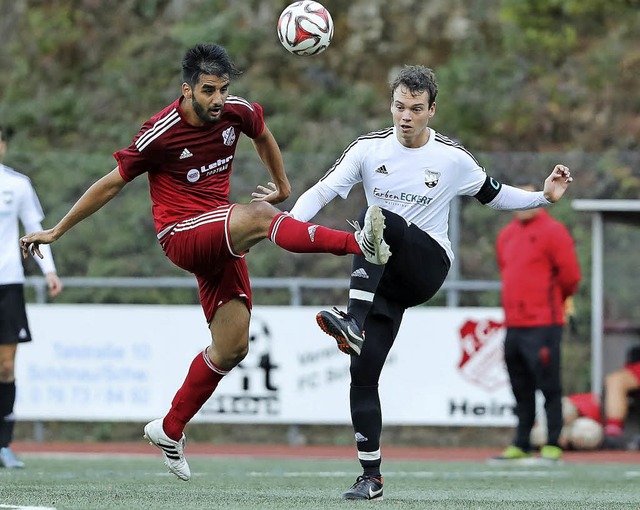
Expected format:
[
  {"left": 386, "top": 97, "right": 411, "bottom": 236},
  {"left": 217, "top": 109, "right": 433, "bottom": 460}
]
[
  {"left": 160, "top": 204, "right": 252, "bottom": 323},
  {"left": 625, "top": 361, "right": 640, "bottom": 384}
]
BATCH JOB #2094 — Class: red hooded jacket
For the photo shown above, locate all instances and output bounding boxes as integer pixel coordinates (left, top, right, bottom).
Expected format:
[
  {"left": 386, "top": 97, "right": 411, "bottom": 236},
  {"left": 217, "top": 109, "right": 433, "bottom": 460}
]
[{"left": 496, "top": 209, "right": 581, "bottom": 327}]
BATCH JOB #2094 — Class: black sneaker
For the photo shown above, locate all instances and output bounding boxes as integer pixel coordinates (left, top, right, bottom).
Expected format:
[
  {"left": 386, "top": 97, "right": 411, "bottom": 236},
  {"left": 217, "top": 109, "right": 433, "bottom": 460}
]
[
  {"left": 601, "top": 435, "right": 627, "bottom": 451},
  {"left": 316, "top": 307, "right": 364, "bottom": 355},
  {"left": 343, "top": 475, "right": 384, "bottom": 500}
]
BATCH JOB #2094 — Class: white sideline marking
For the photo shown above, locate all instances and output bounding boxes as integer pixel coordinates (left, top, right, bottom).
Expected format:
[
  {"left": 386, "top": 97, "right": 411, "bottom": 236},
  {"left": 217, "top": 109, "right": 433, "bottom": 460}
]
[{"left": 0, "top": 505, "right": 57, "bottom": 510}]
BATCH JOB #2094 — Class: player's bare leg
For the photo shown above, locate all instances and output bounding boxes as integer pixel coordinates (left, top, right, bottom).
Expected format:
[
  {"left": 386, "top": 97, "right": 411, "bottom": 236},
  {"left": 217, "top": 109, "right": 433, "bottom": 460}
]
[{"left": 145, "top": 299, "right": 250, "bottom": 480}]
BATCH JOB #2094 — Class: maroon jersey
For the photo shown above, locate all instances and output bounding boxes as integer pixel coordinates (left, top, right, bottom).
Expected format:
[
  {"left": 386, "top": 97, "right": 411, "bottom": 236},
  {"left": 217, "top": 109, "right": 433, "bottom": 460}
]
[{"left": 114, "top": 95, "right": 265, "bottom": 234}]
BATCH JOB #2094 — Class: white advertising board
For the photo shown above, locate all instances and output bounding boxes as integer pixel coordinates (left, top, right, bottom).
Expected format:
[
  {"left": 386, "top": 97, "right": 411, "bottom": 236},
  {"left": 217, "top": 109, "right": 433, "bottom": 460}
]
[{"left": 16, "top": 305, "right": 515, "bottom": 426}]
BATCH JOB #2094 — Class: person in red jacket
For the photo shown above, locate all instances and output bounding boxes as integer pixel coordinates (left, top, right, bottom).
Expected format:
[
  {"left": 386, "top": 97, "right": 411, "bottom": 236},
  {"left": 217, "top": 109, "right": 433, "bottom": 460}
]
[{"left": 492, "top": 181, "right": 581, "bottom": 463}]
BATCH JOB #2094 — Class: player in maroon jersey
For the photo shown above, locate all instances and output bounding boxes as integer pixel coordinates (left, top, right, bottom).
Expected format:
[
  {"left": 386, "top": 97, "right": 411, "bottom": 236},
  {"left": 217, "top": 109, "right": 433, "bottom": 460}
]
[{"left": 19, "top": 43, "right": 389, "bottom": 480}]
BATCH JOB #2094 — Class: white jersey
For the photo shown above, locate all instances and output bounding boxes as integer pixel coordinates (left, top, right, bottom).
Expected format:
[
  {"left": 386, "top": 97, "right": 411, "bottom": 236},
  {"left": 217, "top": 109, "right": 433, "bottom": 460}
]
[
  {"left": 291, "top": 127, "right": 488, "bottom": 263},
  {"left": 0, "top": 164, "right": 56, "bottom": 284}
]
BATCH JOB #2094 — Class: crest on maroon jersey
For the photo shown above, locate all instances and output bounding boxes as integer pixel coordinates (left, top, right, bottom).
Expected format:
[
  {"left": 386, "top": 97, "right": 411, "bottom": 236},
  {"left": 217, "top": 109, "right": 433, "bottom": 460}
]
[{"left": 222, "top": 127, "right": 236, "bottom": 146}]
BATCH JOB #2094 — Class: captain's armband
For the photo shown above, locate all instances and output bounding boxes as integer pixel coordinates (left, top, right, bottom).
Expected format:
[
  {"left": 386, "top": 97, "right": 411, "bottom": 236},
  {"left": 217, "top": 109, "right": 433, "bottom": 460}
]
[{"left": 474, "top": 175, "right": 502, "bottom": 204}]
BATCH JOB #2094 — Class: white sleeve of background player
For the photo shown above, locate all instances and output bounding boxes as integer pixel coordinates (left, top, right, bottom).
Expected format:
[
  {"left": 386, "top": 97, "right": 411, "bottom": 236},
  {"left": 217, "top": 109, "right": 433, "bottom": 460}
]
[
  {"left": 486, "top": 184, "right": 551, "bottom": 210},
  {"left": 19, "top": 184, "right": 57, "bottom": 274},
  {"left": 289, "top": 181, "right": 339, "bottom": 222}
]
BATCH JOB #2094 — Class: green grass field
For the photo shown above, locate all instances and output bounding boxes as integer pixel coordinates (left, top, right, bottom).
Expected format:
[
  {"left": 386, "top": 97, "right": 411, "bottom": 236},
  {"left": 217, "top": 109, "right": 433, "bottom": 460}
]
[{"left": 1, "top": 455, "right": 640, "bottom": 510}]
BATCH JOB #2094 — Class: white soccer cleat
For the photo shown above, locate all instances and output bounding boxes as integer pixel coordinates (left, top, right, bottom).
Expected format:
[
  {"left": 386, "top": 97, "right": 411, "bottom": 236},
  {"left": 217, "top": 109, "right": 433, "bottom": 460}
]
[
  {"left": 352, "top": 205, "right": 391, "bottom": 265},
  {"left": 143, "top": 418, "right": 191, "bottom": 481}
]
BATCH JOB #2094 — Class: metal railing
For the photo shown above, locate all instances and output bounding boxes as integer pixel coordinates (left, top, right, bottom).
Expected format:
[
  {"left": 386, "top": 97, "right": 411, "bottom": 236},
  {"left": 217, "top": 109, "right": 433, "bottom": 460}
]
[{"left": 25, "top": 276, "right": 501, "bottom": 306}]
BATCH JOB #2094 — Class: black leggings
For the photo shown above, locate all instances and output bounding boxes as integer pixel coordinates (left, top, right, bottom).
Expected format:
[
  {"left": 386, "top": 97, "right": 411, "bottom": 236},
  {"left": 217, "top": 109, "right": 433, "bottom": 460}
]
[{"left": 347, "top": 208, "right": 450, "bottom": 463}]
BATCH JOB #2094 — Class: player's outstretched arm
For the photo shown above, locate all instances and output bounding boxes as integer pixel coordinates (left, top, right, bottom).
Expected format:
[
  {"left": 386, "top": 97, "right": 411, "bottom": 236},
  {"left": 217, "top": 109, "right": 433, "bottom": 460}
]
[
  {"left": 20, "top": 167, "right": 127, "bottom": 259},
  {"left": 250, "top": 126, "right": 291, "bottom": 205},
  {"left": 543, "top": 164, "right": 573, "bottom": 203}
]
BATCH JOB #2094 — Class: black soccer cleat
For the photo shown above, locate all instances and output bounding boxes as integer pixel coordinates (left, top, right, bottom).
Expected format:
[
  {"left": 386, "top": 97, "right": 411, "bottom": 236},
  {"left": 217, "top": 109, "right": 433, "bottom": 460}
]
[
  {"left": 343, "top": 475, "right": 384, "bottom": 500},
  {"left": 316, "top": 307, "right": 364, "bottom": 356}
]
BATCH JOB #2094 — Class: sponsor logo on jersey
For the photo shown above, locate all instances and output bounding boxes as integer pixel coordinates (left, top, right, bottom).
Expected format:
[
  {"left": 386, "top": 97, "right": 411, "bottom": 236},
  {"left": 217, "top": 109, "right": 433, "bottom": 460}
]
[
  {"left": 187, "top": 155, "right": 234, "bottom": 182},
  {"left": 373, "top": 187, "right": 433, "bottom": 206},
  {"left": 424, "top": 169, "right": 440, "bottom": 188},
  {"left": 222, "top": 127, "right": 236, "bottom": 146},
  {"left": 179, "top": 148, "right": 193, "bottom": 159},
  {"left": 374, "top": 164, "right": 388, "bottom": 175},
  {"left": 187, "top": 169, "right": 200, "bottom": 183}
]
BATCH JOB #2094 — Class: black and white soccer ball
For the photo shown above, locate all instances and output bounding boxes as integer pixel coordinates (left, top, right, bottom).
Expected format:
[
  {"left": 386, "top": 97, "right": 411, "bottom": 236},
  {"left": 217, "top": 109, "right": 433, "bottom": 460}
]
[{"left": 277, "top": 1, "right": 334, "bottom": 56}]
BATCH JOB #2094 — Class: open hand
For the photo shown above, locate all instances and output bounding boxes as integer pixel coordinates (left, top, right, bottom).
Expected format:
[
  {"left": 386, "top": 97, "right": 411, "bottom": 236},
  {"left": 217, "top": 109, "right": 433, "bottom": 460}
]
[{"left": 251, "top": 181, "right": 287, "bottom": 205}]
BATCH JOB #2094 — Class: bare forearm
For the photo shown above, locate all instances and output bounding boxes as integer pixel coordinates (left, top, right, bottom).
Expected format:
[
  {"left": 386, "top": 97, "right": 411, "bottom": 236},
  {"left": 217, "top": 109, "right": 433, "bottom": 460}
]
[
  {"left": 253, "top": 127, "right": 291, "bottom": 199},
  {"left": 52, "top": 168, "right": 126, "bottom": 239}
]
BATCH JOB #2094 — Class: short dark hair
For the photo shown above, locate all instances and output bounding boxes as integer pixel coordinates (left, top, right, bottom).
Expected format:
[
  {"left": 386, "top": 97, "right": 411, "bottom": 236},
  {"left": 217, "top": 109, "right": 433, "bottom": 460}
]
[
  {"left": 390, "top": 65, "right": 438, "bottom": 107},
  {"left": 181, "top": 43, "right": 242, "bottom": 88}
]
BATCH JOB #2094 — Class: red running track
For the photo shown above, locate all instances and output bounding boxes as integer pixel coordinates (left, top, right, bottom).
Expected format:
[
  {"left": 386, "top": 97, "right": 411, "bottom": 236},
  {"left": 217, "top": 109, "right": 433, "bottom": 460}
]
[{"left": 12, "top": 442, "right": 640, "bottom": 464}]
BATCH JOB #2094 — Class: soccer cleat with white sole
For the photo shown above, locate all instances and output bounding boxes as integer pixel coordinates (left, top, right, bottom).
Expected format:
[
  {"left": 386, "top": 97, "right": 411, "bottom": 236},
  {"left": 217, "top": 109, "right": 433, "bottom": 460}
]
[
  {"left": 143, "top": 418, "right": 191, "bottom": 481},
  {"left": 343, "top": 475, "right": 384, "bottom": 500},
  {"left": 351, "top": 205, "right": 391, "bottom": 265},
  {"left": 316, "top": 307, "right": 364, "bottom": 356}
]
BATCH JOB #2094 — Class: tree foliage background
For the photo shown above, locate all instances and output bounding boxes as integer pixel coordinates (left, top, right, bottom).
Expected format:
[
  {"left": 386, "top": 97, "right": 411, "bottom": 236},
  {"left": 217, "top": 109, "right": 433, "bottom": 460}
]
[{"left": 1, "top": 0, "right": 640, "bottom": 390}]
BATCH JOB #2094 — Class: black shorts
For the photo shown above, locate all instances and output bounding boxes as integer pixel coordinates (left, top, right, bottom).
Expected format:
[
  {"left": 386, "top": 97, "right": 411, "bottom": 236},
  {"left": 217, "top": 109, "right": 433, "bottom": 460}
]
[
  {"left": 376, "top": 210, "right": 451, "bottom": 309},
  {"left": 0, "top": 284, "right": 32, "bottom": 344}
]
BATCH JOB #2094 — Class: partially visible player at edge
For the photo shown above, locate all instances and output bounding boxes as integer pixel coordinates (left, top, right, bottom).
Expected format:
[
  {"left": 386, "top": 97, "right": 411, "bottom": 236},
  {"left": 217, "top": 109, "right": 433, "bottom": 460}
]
[
  {"left": 19, "top": 43, "right": 389, "bottom": 481},
  {"left": 285, "top": 65, "right": 574, "bottom": 500},
  {"left": 0, "top": 125, "right": 63, "bottom": 469}
]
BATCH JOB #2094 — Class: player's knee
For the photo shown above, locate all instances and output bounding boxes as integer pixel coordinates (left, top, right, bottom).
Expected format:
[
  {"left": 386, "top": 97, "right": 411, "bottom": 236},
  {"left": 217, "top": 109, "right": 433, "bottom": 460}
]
[
  {"left": 240, "top": 201, "right": 280, "bottom": 240},
  {"left": 251, "top": 201, "right": 279, "bottom": 224}
]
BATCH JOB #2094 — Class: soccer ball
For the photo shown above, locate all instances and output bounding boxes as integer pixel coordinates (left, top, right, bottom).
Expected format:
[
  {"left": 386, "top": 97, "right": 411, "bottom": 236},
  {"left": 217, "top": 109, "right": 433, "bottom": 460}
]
[
  {"left": 568, "top": 417, "right": 604, "bottom": 450},
  {"left": 277, "top": 1, "right": 334, "bottom": 56}
]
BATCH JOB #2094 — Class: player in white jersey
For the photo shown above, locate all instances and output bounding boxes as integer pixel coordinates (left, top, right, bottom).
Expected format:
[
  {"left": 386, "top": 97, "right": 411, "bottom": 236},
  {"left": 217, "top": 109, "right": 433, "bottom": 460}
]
[
  {"left": 0, "top": 126, "right": 63, "bottom": 468},
  {"left": 287, "top": 65, "right": 573, "bottom": 500}
]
